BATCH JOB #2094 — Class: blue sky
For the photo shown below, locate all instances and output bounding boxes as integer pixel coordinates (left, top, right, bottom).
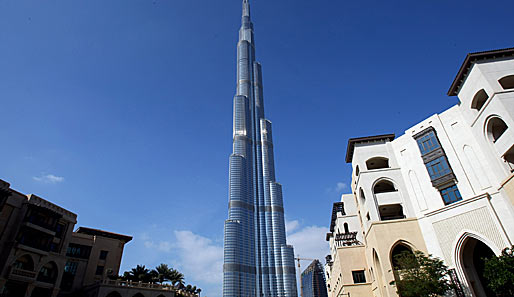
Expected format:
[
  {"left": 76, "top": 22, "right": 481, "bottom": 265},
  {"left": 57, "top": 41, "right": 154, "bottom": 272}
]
[{"left": 0, "top": 0, "right": 513, "bottom": 296}]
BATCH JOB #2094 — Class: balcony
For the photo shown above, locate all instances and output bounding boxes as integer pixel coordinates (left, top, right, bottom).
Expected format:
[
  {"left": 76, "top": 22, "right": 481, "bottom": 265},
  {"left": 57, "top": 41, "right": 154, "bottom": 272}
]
[
  {"left": 8, "top": 267, "right": 37, "bottom": 281},
  {"left": 374, "top": 191, "right": 402, "bottom": 205}
]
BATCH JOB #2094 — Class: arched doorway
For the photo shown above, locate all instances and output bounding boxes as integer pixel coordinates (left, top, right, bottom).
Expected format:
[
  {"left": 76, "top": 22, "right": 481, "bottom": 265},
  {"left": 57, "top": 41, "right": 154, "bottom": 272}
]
[
  {"left": 37, "top": 261, "right": 58, "bottom": 284},
  {"left": 12, "top": 254, "right": 35, "bottom": 271},
  {"left": 106, "top": 292, "right": 122, "bottom": 297},
  {"left": 390, "top": 243, "right": 415, "bottom": 296},
  {"left": 459, "top": 237, "right": 495, "bottom": 297}
]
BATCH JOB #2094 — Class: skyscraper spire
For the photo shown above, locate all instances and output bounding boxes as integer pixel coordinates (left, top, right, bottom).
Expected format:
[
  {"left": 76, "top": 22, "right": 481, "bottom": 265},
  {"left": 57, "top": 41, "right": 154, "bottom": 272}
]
[
  {"left": 223, "top": 1, "right": 298, "bottom": 297},
  {"left": 242, "top": 0, "right": 250, "bottom": 18}
]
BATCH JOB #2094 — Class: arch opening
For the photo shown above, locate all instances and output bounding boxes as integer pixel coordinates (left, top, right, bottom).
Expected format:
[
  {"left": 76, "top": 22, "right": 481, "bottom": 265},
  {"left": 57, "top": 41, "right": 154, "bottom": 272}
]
[
  {"left": 391, "top": 244, "right": 415, "bottom": 290},
  {"left": 486, "top": 117, "right": 508, "bottom": 143},
  {"left": 499, "top": 75, "right": 514, "bottom": 89},
  {"left": 471, "top": 89, "right": 489, "bottom": 111},
  {"left": 366, "top": 157, "right": 390, "bottom": 170},
  {"left": 106, "top": 292, "right": 122, "bottom": 297},
  {"left": 13, "top": 254, "right": 34, "bottom": 271},
  {"left": 37, "top": 261, "right": 58, "bottom": 284},
  {"left": 459, "top": 237, "right": 495, "bottom": 297},
  {"left": 343, "top": 223, "right": 349, "bottom": 233},
  {"left": 132, "top": 293, "right": 145, "bottom": 297},
  {"left": 373, "top": 180, "right": 396, "bottom": 194}
]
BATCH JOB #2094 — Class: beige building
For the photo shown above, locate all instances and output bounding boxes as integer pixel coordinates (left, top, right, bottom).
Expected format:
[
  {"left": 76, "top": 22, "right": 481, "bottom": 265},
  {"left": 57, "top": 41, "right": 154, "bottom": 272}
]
[
  {"left": 326, "top": 48, "right": 514, "bottom": 297},
  {"left": 0, "top": 179, "right": 131, "bottom": 297}
]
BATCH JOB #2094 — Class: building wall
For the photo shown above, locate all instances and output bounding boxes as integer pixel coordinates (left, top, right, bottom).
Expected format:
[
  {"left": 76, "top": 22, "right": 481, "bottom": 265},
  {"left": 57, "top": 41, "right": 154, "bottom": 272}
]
[
  {"left": 327, "top": 51, "right": 514, "bottom": 297},
  {"left": 0, "top": 180, "right": 131, "bottom": 297}
]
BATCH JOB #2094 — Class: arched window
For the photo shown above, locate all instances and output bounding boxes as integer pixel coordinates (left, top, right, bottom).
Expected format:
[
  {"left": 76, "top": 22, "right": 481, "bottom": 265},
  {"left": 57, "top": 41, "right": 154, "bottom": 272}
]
[
  {"left": 344, "top": 223, "right": 349, "bottom": 233},
  {"left": 486, "top": 117, "right": 508, "bottom": 143},
  {"left": 366, "top": 157, "right": 389, "bottom": 170},
  {"left": 359, "top": 188, "right": 365, "bottom": 201},
  {"left": 499, "top": 75, "right": 514, "bottom": 89},
  {"left": 12, "top": 255, "right": 34, "bottom": 271},
  {"left": 373, "top": 180, "right": 396, "bottom": 194},
  {"left": 37, "top": 262, "right": 58, "bottom": 284},
  {"left": 471, "top": 89, "right": 489, "bottom": 111},
  {"left": 391, "top": 244, "right": 414, "bottom": 270},
  {"left": 391, "top": 243, "right": 415, "bottom": 292},
  {"left": 355, "top": 165, "right": 360, "bottom": 176}
]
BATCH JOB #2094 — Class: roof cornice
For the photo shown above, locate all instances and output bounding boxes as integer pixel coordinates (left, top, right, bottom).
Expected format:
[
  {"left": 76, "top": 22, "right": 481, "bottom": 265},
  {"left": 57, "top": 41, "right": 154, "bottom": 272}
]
[{"left": 448, "top": 47, "right": 514, "bottom": 96}]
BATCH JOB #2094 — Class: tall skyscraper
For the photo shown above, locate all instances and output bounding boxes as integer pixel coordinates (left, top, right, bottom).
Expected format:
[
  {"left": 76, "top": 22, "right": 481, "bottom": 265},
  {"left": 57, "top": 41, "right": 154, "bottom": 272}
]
[
  {"left": 223, "top": 1, "right": 298, "bottom": 297},
  {"left": 301, "top": 260, "right": 328, "bottom": 297}
]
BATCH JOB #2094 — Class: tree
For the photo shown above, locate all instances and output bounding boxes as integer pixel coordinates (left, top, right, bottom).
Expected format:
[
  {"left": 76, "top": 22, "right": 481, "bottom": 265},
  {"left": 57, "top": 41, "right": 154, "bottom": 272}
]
[
  {"left": 390, "top": 250, "right": 454, "bottom": 297},
  {"left": 124, "top": 265, "right": 153, "bottom": 283},
  {"left": 483, "top": 245, "right": 514, "bottom": 297},
  {"left": 168, "top": 268, "right": 185, "bottom": 286},
  {"left": 153, "top": 263, "right": 172, "bottom": 284}
]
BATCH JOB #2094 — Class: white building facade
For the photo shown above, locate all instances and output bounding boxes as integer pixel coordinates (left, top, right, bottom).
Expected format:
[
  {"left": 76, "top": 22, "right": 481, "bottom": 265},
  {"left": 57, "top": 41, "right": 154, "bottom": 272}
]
[{"left": 325, "top": 48, "right": 514, "bottom": 297}]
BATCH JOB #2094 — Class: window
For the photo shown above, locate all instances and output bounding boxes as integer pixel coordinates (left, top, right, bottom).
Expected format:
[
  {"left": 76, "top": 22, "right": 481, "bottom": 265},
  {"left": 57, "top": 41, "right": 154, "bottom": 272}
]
[
  {"left": 344, "top": 223, "right": 349, "bottom": 233},
  {"left": 55, "top": 223, "right": 66, "bottom": 238},
  {"left": 366, "top": 157, "right": 389, "bottom": 170},
  {"left": 373, "top": 180, "right": 396, "bottom": 194},
  {"left": 499, "top": 75, "right": 514, "bottom": 89},
  {"left": 99, "top": 250, "right": 109, "bottom": 260},
  {"left": 426, "top": 156, "right": 452, "bottom": 180},
  {"left": 64, "top": 262, "right": 78, "bottom": 275},
  {"left": 486, "top": 117, "right": 508, "bottom": 143},
  {"left": 352, "top": 270, "right": 366, "bottom": 283},
  {"left": 471, "top": 89, "right": 489, "bottom": 111},
  {"left": 95, "top": 265, "right": 104, "bottom": 276},
  {"left": 416, "top": 131, "right": 440, "bottom": 155},
  {"left": 66, "top": 243, "right": 92, "bottom": 259},
  {"left": 441, "top": 185, "right": 462, "bottom": 205}
]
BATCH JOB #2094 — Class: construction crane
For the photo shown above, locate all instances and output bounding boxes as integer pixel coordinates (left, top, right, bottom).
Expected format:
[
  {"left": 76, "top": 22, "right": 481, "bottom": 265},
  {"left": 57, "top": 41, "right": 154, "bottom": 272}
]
[{"left": 294, "top": 256, "right": 316, "bottom": 297}]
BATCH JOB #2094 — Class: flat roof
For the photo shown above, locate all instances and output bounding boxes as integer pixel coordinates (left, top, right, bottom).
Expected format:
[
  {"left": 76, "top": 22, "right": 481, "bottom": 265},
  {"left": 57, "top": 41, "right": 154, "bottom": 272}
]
[
  {"left": 448, "top": 47, "right": 514, "bottom": 96},
  {"left": 76, "top": 227, "right": 133, "bottom": 243},
  {"left": 345, "top": 134, "right": 395, "bottom": 163}
]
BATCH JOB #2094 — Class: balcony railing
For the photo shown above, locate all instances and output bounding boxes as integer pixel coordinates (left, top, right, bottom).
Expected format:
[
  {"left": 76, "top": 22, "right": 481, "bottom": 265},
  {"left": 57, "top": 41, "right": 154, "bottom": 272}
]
[
  {"left": 100, "top": 279, "right": 198, "bottom": 296},
  {"left": 10, "top": 268, "right": 37, "bottom": 279},
  {"left": 374, "top": 191, "right": 402, "bottom": 205}
]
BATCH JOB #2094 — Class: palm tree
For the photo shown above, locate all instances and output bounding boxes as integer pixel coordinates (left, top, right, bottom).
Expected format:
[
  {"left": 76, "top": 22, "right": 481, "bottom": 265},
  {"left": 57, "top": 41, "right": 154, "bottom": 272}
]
[
  {"left": 168, "top": 268, "right": 184, "bottom": 286},
  {"left": 153, "top": 263, "right": 172, "bottom": 284},
  {"left": 127, "top": 265, "right": 152, "bottom": 282}
]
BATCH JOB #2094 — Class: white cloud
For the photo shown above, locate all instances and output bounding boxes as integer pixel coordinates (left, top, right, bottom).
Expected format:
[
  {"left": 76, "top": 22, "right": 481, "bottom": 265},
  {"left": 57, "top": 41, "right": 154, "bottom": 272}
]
[
  {"left": 335, "top": 182, "right": 347, "bottom": 192},
  {"left": 142, "top": 230, "right": 223, "bottom": 297},
  {"left": 285, "top": 219, "right": 300, "bottom": 234},
  {"left": 288, "top": 225, "right": 329, "bottom": 265},
  {"left": 173, "top": 230, "right": 223, "bottom": 285},
  {"left": 326, "top": 181, "right": 348, "bottom": 194},
  {"left": 33, "top": 174, "right": 64, "bottom": 184}
]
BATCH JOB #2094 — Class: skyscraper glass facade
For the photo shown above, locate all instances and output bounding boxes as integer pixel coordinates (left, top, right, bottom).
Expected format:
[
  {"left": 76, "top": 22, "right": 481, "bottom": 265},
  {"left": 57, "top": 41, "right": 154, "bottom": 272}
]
[
  {"left": 301, "top": 260, "right": 328, "bottom": 297},
  {"left": 223, "top": 1, "right": 298, "bottom": 297}
]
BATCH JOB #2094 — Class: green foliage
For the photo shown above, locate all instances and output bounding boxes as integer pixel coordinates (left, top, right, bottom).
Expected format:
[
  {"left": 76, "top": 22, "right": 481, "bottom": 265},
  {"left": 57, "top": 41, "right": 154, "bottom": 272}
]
[
  {"left": 483, "top": 245, "right": 514, "bottom": 297},
  {"left": 119, "top": 263, "right": 197, "bottom": 294},
  {"left": 390, "top": 250, "right": 454, "bottom": 297}
]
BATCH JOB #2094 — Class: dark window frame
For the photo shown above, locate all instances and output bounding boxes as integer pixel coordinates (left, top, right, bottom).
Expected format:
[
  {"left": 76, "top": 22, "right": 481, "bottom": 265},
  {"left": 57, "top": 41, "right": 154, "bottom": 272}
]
[{"left": 352, "top": 270, "right": 366, "bottom": 284}]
